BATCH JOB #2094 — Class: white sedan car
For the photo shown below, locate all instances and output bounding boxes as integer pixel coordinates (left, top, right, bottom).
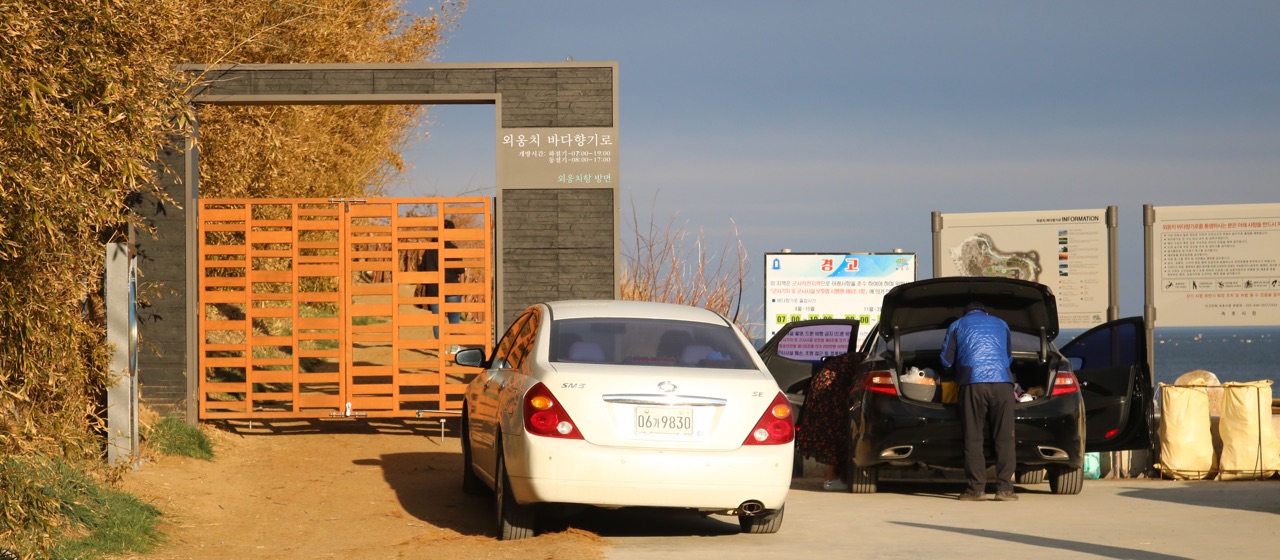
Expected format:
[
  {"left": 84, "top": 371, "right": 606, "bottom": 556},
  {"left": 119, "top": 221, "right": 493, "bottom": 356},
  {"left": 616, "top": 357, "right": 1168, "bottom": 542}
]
[{"left": 455, "top": 300, "right": 795, "bottom": 540}]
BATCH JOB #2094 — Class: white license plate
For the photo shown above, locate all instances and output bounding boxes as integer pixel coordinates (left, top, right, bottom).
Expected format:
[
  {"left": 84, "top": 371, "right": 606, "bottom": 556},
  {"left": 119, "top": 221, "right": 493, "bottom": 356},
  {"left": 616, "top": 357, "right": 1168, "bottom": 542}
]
[{"left": 635, "top": 407, "right": 694, "bottom": 436}]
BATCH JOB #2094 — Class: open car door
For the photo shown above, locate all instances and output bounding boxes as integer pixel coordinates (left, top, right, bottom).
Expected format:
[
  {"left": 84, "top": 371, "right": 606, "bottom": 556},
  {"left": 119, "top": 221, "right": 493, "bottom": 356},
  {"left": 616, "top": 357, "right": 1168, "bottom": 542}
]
[
  {"left": 1060, "top": 316, "right": 1155, "bottom": 452},
  {"left": 759, "top": 319, "right": 860, "bottom": 477},
  {"left": 758, "top": 319, "right": 860, "bottom": 412}
]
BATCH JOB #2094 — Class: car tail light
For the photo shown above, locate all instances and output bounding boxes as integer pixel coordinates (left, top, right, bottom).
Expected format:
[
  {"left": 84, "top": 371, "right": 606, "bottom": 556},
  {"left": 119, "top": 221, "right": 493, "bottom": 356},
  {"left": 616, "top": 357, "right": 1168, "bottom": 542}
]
[
  {"left": 865, "top": 370, "right": 898, "bottom": 395},
  {"left": 743, "top": 392, "right": 794, "bottom": 445},
  {"left": 523, "top": 382, "right": 584, "bottom": 439},
  {"left": 1050, "top": 371, "right": 1080, "bottom": 396}
]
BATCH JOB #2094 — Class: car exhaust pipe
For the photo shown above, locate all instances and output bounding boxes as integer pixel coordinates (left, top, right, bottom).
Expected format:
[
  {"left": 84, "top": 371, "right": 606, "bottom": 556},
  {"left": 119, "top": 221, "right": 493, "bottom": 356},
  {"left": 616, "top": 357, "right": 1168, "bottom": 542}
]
[
  {"left": 738, "top": 500, "right": 765, "bottom": 515},
  {"left": 879, "top": 445, "right": 913, "bottom": 460},
  {"left": 1037, "top": 446, "right": 1070, "bottom": 460}
]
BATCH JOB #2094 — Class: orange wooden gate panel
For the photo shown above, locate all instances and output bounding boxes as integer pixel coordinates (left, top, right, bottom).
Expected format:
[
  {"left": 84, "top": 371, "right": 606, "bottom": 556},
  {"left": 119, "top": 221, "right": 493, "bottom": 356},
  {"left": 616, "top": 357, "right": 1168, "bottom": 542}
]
[{"left": 197, "top": 198, "right": 492, "bottom": 419}]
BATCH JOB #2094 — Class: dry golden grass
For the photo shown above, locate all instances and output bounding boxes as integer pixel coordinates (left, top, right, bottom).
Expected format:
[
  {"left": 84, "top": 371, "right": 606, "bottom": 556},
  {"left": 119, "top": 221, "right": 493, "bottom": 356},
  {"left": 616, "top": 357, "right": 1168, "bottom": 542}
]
[
  {"left": 620, "top": 192, "right": 758, "bottom": 337},
  {"left": 1, "top": 1, "right": 464, "bottom": 555}
]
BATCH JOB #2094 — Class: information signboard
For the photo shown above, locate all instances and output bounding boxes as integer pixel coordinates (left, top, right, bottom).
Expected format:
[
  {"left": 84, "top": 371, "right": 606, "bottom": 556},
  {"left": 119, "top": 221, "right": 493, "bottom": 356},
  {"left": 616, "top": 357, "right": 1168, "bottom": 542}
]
[
  {"left": 763, "top": 252, "right": 917, "bottom": 346},
  {"left": 934, "top": 208, "right": 1116, "bottom": 329},
  {"left": 1147, "top": 203, "right": 1280, "bottom": 327},
  {"left": 496, "top": 127, "right": 618, "bottom": 188}
]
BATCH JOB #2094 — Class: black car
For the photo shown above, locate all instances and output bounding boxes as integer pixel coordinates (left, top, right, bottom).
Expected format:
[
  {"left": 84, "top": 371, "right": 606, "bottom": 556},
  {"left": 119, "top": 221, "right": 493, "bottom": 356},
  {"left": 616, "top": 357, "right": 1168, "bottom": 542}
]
[{"left": 760, "top": 277, "right": 1154, "bottom": 494}]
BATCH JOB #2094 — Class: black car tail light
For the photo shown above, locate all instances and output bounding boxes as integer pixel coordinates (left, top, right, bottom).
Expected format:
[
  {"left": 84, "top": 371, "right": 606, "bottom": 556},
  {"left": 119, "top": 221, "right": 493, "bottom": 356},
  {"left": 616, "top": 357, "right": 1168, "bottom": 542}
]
[
  {"left": 1049, "top": 371, "right": 1081, "bottom": 396},
  {"left": 524, "top": 382, "right": 584, "bottom": 439},
  {"left": 743, "top": 392, "right": 794, "bottom": 445},
  {"left": 865, "top": 371, "right": 898, "bottom": 395}
]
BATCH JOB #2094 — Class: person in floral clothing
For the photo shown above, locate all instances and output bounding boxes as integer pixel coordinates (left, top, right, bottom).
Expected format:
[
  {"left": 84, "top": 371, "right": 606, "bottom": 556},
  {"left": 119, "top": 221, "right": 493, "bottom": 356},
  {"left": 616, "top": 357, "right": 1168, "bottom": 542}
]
[{"left": 796, "top": 352, "right": 862, "bottom": 491}]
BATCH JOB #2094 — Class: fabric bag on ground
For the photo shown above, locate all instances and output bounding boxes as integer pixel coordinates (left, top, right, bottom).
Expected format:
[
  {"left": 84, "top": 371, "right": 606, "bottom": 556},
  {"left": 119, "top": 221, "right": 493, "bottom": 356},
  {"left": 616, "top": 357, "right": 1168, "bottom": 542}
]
[
  {"left": 1083, "top": 452, "right": 1101, "bottom": 479},
  {"left": 1217, "top": 380, "right": 1280, "bottom": 480},
  {"left": 1158, "top": 383, "right": 1216, "bottom": 480}
]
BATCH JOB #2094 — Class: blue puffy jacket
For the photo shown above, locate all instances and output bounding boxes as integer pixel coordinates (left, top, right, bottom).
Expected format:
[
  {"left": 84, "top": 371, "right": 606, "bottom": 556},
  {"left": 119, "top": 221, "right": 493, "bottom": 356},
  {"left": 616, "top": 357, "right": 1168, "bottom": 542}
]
[{"left": 940, "top": 309, "right": 1013, "bottom": 385}]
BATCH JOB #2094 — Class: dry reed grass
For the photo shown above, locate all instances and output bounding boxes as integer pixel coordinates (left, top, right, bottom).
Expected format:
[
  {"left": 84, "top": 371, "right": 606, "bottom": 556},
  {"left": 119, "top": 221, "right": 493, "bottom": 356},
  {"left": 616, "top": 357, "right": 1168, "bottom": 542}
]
[{"left": 620, "top": 192, "right": 759, "bottom": 338}]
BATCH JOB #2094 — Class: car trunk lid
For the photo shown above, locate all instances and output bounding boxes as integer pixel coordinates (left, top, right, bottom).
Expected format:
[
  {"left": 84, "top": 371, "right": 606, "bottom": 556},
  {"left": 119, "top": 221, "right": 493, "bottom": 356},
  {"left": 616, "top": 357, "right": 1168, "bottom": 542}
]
[{"left": 879, "top": 277, "right": 1059, "bottom": 340}]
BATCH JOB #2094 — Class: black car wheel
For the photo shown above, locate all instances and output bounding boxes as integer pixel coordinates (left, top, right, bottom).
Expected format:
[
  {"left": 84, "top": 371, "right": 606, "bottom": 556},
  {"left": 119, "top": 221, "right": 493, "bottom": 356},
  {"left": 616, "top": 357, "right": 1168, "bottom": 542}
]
[
  {"left": 1016, "top": 468, "right": 1046, "bottom": 485},
  {"left": 738, "top": 505, "right": 785, "bottom": 534},
  {"left": 495, "top": 439, "right": 536, "bottom": 540},
  {"left": 848, "top": 457, "right": 878, "bottom": 494},
  {"left": 460, "top": 408, "right": 486, "bottom": 496},
  {"left": 1049, "top": 466, "right": 1084, "bottom": 495}
]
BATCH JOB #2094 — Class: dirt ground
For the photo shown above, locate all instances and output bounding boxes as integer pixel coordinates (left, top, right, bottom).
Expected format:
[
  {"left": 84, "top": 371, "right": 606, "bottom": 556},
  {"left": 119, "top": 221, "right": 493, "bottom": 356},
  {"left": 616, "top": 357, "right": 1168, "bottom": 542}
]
[{"left": 112, "top": 418, "right": 606, "bottom": 560}]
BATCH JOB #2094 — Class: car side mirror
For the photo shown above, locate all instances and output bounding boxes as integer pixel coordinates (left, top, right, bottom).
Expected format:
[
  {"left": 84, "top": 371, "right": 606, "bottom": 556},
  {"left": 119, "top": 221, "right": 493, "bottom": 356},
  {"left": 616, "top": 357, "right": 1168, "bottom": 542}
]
[{"left": 454, "top": 347, "right": 486, "bottom": 368}]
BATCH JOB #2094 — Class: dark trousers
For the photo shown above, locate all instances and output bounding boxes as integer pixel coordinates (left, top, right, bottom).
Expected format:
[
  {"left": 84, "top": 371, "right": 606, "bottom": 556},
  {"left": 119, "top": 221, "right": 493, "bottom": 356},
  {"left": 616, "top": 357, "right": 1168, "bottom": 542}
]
[{"left": 959, "top": 382, "right": 1016, "bottom": 494}]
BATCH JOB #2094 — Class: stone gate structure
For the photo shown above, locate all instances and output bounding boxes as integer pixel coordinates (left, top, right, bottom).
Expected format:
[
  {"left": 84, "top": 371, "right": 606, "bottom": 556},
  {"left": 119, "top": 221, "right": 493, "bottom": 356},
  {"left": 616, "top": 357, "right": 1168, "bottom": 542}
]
[{"left": 134, "top": 62, "right": 620, "bottom": 421}]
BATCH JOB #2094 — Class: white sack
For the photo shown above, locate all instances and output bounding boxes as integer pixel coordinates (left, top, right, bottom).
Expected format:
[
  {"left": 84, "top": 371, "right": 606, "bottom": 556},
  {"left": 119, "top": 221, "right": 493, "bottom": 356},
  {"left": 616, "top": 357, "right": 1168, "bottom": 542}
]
[
  {"left": 1158, "top": 383, "right": 1216, "bottom": 480},
  {"left": 1218, "top": 380, "right": 1280, "bottom": 480}
]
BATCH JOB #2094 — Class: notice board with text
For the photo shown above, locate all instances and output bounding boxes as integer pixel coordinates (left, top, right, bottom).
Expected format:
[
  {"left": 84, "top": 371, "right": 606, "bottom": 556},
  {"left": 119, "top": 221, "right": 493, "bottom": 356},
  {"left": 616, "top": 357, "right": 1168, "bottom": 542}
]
[
  {"left": 1148, "top": 203, "right": 1280, "bottom": 327},
  {"left": 763, "top": 252, "right": 917, "bottom": 347},
  {"left": 933, "top": 208, "right": 1117, "bottom": 329}
]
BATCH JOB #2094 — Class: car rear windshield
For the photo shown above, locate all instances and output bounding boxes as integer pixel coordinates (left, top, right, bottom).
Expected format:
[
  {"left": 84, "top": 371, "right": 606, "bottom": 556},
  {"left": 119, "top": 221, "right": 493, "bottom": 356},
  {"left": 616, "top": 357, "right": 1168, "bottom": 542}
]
[{"left": 551, "top": 318, "right": 755, "bottom": 369}]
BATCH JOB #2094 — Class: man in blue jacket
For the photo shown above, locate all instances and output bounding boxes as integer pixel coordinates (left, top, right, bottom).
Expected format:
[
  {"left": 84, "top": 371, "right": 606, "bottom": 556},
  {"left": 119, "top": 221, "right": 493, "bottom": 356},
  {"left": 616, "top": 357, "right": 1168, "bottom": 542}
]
[{"left": 941, "top": 301, "right": 1017, "bottom": 502}]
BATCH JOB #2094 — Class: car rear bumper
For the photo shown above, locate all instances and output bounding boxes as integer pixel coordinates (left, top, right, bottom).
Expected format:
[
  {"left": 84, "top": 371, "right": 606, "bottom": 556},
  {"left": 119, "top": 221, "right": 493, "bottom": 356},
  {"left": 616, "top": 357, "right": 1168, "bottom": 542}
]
[
  {"left": 504, "top": 434, "right": 793, "bottom": 511},
  {"left": 853, "top": 393, "right": 1084, "bottom": 470}
]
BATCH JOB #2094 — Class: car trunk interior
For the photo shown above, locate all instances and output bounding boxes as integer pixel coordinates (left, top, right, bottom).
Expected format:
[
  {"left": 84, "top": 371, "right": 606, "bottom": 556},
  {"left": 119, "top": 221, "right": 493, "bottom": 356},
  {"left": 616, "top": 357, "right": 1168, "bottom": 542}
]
[{"left": 892, "top": 350, "right": 1053, "bottom": 405}]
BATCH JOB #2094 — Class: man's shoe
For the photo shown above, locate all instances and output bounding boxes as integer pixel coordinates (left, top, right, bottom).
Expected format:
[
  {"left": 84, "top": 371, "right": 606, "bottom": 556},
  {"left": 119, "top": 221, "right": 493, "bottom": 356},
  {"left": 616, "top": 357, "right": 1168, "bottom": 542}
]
[
  {"left": 994, "top": 490, "right": 1019, "bottom": 502},
  {"left": 957, "top": 491, "right": 986, "bottom": 501}
]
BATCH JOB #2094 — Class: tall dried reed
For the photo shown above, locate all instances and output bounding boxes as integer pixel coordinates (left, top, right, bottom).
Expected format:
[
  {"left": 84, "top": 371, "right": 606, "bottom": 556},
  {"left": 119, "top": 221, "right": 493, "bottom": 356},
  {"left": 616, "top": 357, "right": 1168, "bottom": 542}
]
[{"left": 620, "top": 192, "right": 759, "bottom": 338}]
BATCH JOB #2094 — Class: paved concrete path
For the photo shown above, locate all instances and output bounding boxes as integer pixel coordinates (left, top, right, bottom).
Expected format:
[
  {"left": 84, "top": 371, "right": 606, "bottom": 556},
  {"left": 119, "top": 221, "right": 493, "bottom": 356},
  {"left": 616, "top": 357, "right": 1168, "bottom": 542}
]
[{"left": 596, "top": 476, "right": 1280, "bottom": 560}]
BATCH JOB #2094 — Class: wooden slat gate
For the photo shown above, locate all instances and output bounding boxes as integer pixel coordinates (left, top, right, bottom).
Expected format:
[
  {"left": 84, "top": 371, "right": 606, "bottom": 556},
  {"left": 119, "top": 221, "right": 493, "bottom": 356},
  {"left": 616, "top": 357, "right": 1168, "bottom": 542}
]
[{"left": 197, "top": 198, "right": 492, "bottom": 419}]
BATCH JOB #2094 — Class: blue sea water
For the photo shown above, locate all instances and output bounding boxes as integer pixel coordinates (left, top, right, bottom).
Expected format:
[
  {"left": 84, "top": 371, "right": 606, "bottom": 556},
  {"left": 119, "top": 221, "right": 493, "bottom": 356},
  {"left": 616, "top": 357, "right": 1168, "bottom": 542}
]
[
  {"left": 1146, "top": 326, "right": 1278, "bottom": 386},
  {"left": 1062, "top": 326, "right": 1278, "bottom": 387}
]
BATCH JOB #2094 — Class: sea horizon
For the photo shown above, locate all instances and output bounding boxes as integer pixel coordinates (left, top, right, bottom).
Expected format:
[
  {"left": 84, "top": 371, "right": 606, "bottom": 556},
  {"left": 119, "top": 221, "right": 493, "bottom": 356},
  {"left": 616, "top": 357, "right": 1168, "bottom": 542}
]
[{"left": 1145, "top": 325, "right": 1277, "bottom": 386}]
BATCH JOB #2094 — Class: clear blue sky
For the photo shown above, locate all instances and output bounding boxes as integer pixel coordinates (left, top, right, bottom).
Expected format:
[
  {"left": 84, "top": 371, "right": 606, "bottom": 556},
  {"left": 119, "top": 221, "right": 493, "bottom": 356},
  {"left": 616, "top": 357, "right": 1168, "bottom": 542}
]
[{"left": 395, "top": 1, "right": 1280, "bottom": 334}]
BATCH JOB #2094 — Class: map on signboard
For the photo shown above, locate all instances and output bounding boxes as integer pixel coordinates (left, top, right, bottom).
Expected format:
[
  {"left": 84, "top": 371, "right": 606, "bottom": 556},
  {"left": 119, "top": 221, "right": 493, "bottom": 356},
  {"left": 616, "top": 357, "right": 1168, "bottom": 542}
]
[{"left": 948, "top": 233, "right": 1042, "bottom": 281}]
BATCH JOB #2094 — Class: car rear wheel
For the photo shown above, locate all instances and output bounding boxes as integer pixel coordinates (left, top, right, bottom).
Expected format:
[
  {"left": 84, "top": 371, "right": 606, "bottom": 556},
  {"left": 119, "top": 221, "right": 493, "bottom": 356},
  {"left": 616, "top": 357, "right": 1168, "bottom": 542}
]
[
  {"left": 848, "top": 459, "right": 878, "bottom": 494},
  {"left": 495, "top": 440, "right": 536, "bottom": 540},
  {"left": 1049, "top": 466, "right": 1084, "bottom": 495},
  {"left": 738, "top": 505, "right": 785, "bottom": 534},
  {"left": 1016, "top": 468, "right": 1046, "bottom": 485},
  {"left": 460, "top": 408, "right": 486, "bottom": 496}
]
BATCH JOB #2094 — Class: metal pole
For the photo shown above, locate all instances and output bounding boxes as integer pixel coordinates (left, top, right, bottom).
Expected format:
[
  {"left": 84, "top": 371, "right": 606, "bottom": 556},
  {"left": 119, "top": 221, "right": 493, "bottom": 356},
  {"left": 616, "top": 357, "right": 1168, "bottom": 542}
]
[
  {"left": 1143, "top": 204, "right": 1157, "bottom": 382},
  {"left": 1106, "top": 206, "right": 1119, "bottom": 322},
  {"left": 1142, "top": 203, "right": 1159, "bottom": 475},
  {"left": 930, "top": 211, "right": 943, "bottom": 279}
]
